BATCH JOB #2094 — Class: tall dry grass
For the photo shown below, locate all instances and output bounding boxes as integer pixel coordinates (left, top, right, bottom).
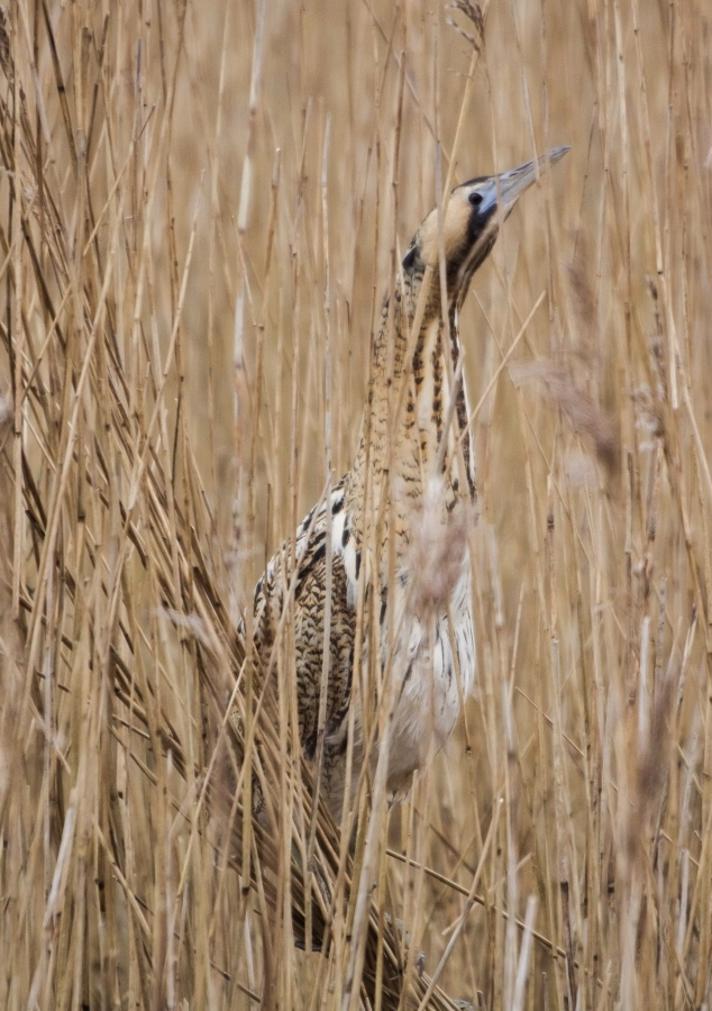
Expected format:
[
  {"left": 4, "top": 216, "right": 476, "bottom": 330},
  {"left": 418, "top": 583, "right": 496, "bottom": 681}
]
[{"left": 1, "top": 0, "right": 712, "bottom": 1008}]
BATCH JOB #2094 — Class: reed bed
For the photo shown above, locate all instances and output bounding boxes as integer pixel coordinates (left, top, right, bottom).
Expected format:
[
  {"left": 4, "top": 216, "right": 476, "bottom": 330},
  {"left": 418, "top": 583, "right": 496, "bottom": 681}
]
[{"left": 1, "top": 0, "right": 712, "bottom": 1008}]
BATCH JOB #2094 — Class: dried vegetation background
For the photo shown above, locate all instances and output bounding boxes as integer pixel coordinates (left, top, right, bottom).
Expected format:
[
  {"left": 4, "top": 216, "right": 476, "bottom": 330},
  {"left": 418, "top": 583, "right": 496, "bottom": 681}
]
[{"left": 1, "top": 0, "right": 712, "bottom": 1008}]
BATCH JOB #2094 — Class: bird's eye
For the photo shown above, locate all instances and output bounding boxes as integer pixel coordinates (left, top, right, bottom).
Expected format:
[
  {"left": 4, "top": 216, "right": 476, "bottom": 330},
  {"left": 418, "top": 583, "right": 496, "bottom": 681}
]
[
  {"left": 469, "top": 191, "right": 483, "bottom": 207},
  {"left": 402, "top": 246, "right": 417, "bottom": 270}
]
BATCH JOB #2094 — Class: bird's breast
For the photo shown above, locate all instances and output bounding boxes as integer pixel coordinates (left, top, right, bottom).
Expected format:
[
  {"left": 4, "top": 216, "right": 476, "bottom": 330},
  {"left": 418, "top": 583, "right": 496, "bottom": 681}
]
[{"left": 380, "top": 562, "right": 476, "bottom": 798}]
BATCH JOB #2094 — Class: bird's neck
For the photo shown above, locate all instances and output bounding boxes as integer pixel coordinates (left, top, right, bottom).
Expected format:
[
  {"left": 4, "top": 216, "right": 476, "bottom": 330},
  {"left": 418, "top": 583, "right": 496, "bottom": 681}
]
[{"left": 349, "top": 282, "right": 476, "bottom": 521}]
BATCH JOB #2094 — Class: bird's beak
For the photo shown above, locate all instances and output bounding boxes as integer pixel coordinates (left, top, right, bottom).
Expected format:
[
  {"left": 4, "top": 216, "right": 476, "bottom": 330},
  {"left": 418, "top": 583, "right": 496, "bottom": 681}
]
[{"left": 476, "top": 145, "right": 570, "bottom": 219}]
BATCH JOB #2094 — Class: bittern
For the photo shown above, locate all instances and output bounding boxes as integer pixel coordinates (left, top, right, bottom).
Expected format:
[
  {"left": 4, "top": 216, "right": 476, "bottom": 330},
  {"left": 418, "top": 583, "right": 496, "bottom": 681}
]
[{"left": 252, "top": 146, "right": 569, "bottom": 821}]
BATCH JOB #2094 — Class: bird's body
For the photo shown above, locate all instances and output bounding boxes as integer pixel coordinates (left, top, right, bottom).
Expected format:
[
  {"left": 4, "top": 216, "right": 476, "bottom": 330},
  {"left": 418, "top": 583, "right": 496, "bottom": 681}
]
[{"left": 252, "top": 147, "right": 568, "bottom": 820}]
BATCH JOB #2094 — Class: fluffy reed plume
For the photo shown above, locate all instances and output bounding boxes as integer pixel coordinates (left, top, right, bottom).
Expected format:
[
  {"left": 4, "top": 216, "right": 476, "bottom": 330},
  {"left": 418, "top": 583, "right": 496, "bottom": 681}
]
[
  {"left": 510, "top": 358, "right": 618, "bottom": 471},
  {"left": 407, "top": 477, "right": 472, "bottom": 621}
]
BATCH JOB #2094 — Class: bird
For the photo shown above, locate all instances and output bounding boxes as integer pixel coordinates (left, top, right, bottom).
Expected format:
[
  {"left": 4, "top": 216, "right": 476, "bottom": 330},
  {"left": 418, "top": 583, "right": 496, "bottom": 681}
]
[{"left": 251, "top": 146, "right": 569, "bottom": 824}]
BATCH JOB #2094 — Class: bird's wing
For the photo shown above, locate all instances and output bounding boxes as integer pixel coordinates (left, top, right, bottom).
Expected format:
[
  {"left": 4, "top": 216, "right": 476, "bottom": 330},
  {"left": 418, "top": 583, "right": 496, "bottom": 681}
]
[{"left": 251, "top": 483, "right": 360, "bottom": 757}]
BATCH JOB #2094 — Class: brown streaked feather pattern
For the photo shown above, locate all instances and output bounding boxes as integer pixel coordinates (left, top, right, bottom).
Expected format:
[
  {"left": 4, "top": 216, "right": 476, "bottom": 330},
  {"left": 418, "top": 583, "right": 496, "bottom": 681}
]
[
  {"left": 252, "top": 259, "right": 478, "bottom": 817},
  {"left": 250, "top": 152, "right": 568, "bottom": 821}
]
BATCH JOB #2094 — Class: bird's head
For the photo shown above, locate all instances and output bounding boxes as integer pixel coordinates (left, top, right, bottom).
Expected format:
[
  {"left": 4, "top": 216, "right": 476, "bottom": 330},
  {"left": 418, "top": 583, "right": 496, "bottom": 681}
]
[{"left": 400, "top": 145, "right": 569, "bottom": 315}]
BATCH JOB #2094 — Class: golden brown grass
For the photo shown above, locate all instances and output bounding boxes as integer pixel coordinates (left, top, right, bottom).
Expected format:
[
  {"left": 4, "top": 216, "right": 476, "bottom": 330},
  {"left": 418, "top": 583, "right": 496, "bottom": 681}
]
[{"left": 2, "top": 0, "right": 712, "bottom": 1008}]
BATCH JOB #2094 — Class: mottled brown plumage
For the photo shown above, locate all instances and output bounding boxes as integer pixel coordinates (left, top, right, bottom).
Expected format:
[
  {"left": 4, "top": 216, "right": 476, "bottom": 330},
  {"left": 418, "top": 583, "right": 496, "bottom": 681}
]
[{"left": 252, "top": 147, "right": 569, "bottom": 821}]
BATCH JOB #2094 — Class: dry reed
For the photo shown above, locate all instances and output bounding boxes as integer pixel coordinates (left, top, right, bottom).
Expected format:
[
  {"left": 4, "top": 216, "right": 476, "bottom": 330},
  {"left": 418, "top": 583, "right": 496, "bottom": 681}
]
[{"left": 1, "top": 1, "right": 712, "bottom": 1009}]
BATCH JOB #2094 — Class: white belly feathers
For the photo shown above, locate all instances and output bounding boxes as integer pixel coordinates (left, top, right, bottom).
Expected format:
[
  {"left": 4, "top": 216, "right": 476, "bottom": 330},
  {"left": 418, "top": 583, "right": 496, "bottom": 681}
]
[{"left": 380, "top": 561, "right": 475, "bottom": 798}]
